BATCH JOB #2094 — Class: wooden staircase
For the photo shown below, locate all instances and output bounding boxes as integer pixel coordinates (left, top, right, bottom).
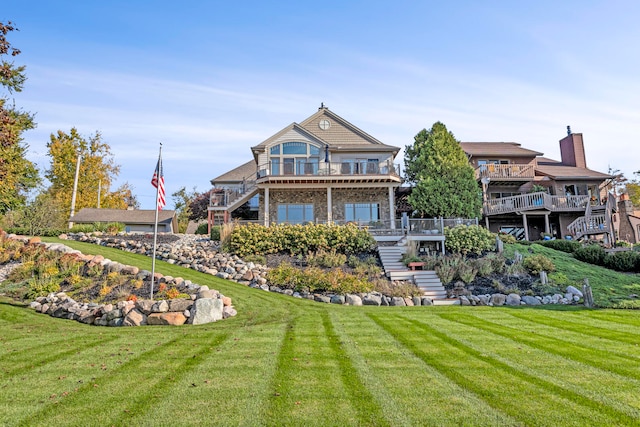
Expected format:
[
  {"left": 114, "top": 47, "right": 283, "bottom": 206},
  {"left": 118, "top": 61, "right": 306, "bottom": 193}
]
[
  {"left": 377, "top": 246, "right": 447, "bottom": 300},
  {"left": 567, "top": 191, "right": 616, "bottom": 243}
]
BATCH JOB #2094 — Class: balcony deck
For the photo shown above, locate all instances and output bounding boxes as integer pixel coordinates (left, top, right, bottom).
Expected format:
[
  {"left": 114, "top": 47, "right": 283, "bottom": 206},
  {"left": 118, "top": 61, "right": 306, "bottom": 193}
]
[
  {"left": 484, "top": 192, "right": 589, "bottom": 216},
  {"left": 256, "top": 161, "right": 401, "bottom": 184},
  {"left": 475, "top": 164, "right": 535, "bottom": 181}
]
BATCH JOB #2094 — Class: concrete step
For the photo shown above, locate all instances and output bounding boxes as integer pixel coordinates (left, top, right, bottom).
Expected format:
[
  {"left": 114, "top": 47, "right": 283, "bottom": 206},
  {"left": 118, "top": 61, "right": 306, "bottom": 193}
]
[{"left": 433, "top": 298, "right": 460, "bottom": 306}]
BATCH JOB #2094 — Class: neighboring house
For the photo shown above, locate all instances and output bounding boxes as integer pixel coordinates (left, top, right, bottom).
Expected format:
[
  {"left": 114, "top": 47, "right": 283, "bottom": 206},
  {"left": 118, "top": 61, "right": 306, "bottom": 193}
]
[
  {"left": 209, "top": 105, "right": 402, "bottom": 228},
  {"left": 70, "top": 208, "right": 178, "bottom": 233},
  {"left": 461, "top": 128, "right": 614, "bottom": 242},
  {"left": 615, "top": 194, "right": 640, "bottom": 244}
]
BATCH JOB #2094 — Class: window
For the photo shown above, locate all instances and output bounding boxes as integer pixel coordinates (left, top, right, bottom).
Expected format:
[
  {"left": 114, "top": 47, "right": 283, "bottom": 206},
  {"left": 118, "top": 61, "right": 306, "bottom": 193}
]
[
  {"left": 345, "top": 203, "right": 380, "bottom": 223},
  {"left": 268, "top": 142, "right": 322, "bottom": 175},
  {"left": 277, "top": 204, "right": 313, "bottom": 224},
  {"left": 564, "top": 185, "right": 577, "bottom": 196}
]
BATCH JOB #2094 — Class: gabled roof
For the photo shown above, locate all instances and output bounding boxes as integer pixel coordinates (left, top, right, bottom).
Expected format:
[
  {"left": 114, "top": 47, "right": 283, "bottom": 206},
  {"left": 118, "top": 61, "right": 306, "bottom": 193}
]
[
  {"left": 70, "top": 208, "right": 176, "bottom": 225},
  {"left": 251, "top": 107, "right": 399, "bottom": 155},
  {"left": 460, "top": 142, "right": 543, "bottom": 157},
  {"left": 210, "top": 160, "right": 257, "bottom": 185}
]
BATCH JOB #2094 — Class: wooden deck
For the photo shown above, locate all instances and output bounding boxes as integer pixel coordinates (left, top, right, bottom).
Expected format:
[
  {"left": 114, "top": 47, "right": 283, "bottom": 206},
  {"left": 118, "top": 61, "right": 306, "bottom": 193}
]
[{"left": 484, "top": 192, "right": 589, "bottom": 216}]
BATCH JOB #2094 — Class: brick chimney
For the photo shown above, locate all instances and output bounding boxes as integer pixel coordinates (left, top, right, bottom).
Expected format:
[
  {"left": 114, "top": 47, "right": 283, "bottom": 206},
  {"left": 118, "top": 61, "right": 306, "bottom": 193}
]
[{"left": 559, "top": 129, "right": 587, "bottom": 168}]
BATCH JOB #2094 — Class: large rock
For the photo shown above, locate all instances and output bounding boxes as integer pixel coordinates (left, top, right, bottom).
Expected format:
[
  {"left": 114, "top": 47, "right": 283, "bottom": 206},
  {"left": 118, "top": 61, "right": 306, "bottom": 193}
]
[
  {"left": 490, "top": 293, "right": 507, "bottom": 306},
  {"left": 459, "top": 296, "right": 471, "bottom": 306},
  {"left": 190, "top": 298, "right": 223, "bottom": 325},
  {"left": 390, "top": 297, "right": 406, "bottom": 307},
  {"left": 123, "top": 309, "right": 147, "bottom": 326},
  {"left": 147, "top": 312, "right": 187, "bottom": 326},
  {"left": 151, "top": 300, "right": 169, "bottom": 313},
  {"left": 566, "top": 285, "right": 583, "bottom": 298},
  {"left": 167, "top": 299, "right": 193, "bottom": 312},
  {"left": 346, "top": 294, "right": 362, "bottom": 306},
  {"left": 330, "top": 295, "right": 345, "bottom": 305},
  {"left": 314, "top": 295, "right": 331, "bottom": 304},
  {"left": 135, "top": 300, "right": 155, "bottom": 315},
  {"left": 363, "top": 294, "right": 382, "bottom": 306},
  {"left": 421, "top": 296, "right": 433, "bottom": 306},
  {"left": 506, "top": 293, "right": 521, "bottom": 306},
  {"left": 522, "top": 296, "right": 541, "bottom": 306}
]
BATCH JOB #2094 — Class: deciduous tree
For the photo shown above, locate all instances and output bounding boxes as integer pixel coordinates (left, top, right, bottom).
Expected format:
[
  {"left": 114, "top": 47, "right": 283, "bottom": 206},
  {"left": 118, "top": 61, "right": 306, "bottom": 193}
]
[
  {"left": 404, "top": 122, "right": 481, "bottom": 218},
  {"left": 0, "top": 21, "right": 39, "bottom": 213},
  {"left": 172, "top": 186, "right": 197, "bottom": 233},
  {"left": 45, "top": 128, "right": 133, "bottom": 216}
]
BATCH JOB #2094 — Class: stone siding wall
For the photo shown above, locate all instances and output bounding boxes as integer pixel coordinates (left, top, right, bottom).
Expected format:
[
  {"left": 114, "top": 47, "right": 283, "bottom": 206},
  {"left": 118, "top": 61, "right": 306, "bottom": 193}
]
[{"left": 258, "top": 188, "right": 390, "bottom": 223}]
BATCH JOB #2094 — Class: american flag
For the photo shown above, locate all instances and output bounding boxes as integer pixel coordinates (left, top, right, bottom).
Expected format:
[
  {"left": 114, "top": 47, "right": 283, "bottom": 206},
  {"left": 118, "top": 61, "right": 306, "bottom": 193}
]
[{"left": 151, "top": 155, "right": 166, "bottom": 210}]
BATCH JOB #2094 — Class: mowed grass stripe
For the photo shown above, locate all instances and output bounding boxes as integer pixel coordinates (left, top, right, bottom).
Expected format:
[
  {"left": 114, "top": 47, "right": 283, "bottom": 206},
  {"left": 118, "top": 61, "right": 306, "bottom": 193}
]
[
  {"left": 266, "top": 307, "right": 378, "bottom": 426},
  {"left": 18, "top": 331, "right": 231, "bottom": 426},
  {"left": 369, "top": 311, "right": 636, "bottom": 426},
  {"left": 577, "top": 310, "right": 640, "bottom": 328},
  {"left": 438, "top": 311, "right": 640, "bottom": 379},
  {"left": 330, "top": 309, "right": 520, "bottom": 426},
  {"left": 430, "top": 312, "right": 640, "bottom": 417},
  {"left": 508, "top": 310, "right": 640, "bottom": 347},
  {"left": 129, "top": 323, "right": 291, "bottom": 426},
  {"left": 458, "top": 309, "right": 640, "bottom": 363}
]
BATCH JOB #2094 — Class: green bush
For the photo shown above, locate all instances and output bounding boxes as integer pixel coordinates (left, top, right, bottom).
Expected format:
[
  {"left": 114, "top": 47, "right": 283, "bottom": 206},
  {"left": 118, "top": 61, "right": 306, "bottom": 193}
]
[
  {"left": 498, "top": 233, "right": 517, "bottom": 244},
  {"left": 457, "top": 261, "right": 477, "bottom": 284},
  {"left": 307, "top": 249, "right": 347, "bottom": 268},
  {"left": 574, "top": 244, "right": 606, "bottom": 266},
  {"left": 372, "top": 279, "right": 422, "bottom": 298},
  {"left": 195, "top": 223, "right": 209, "bottom": 235},
  {"left": 243, "top": 254, "right": 266, "bottom": 266},
  {"left": 209, "top": 225, "right": 221, "bottom": 241},
  {"left": 25, "top": 277, "right": 60, "bottom": 299},
  {"left": 522, "top": 254, "right": 555, "bottom": 274},
  {"left": 228, "top": 223, "right": 374, "bottom": 257},
  {"left": 539, "top": 239, "right": 581, "bottom": 253},
  {"left": 603, "top": 251, "right": 640, "bottom": 272},
  {"left": 435, "top": 258, "right": 457, "bottom": 284},
  {"left": 473, "top": 257, "right": 494, "bottom": 277},
  {"left": 266, "top": 263, "right": 372, "bottom": 294},
  {"left": 444, "top": 225, "right": 495, "bottom": 255},
  {"left": 484, "top": 253, "right": 506, "bottom": 274}
]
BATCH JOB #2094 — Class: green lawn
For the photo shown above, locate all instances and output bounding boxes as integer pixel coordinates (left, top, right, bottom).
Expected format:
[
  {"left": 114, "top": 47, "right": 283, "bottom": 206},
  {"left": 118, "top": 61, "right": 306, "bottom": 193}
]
[{"left": 1, "top": 239, "right": 640, "bottom": 426}]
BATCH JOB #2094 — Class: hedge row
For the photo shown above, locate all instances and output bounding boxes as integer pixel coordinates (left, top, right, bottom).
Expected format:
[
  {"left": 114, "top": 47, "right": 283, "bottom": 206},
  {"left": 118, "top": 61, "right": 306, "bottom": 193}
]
[{"left": 226, "top": 223, "right": 376, "bottom": 257}]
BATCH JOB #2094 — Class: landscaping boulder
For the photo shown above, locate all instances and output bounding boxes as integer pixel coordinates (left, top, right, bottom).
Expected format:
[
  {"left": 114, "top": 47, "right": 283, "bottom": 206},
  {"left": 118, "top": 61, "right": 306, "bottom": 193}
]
[
  {"left": 123, "top": 309, "right": 147, "bottom": 326},
  {"left": 147, "top": 312, "right": 187, "bottom": 326},
  {"left": 506, "top": 293, "right": 521, "bottom": 306},
  {"left": 190, "top": 298, "right": 223, "bottom": 324},
  {"left": 522, "top": 296, "right": 541, "bottom": 306},
  {"left": 330, "top": 295, "right": 345, "bottom": 305},
  {"left": 490, "top": 294, "right": 507, "bottom": 306},
  {"left": 363, "top": 294, "right": 381, "bottom": 306},
  {"left": 566, "top": 285, "right": 583, "bottom": 298},
  {"left": 345, "top": 294, "right": 362, "bottom": 306}
]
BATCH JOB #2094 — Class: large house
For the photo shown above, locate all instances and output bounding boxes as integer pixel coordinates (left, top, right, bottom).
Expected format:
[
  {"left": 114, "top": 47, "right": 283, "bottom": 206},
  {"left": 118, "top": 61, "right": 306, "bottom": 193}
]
[
  {"left": 462, "top": 128, "right": 614, "bottom": 242},
  {"left": 208, "top": 105, "right": 402, "bottom": 228}
]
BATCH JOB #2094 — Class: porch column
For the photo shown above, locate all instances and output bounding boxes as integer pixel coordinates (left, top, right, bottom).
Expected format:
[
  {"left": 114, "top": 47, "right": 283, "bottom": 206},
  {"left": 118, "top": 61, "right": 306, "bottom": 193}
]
[
  {"left": 264, "top": 187, "right": 270, "bottom": 227},
  {"left": 522, "top": 213, "right": 529, "bottom": 241},
  {"left": 544, "top": 213, "right": 550, "bottom": 235},
  {"left": 388, "top": 186, "right": 396, "bottom": 229},
  {"left": 327, "top": 187, "right": 332, "bottom": 224},
  {"left": 485, "top": 216, "right": 490, "bottom": 230}
]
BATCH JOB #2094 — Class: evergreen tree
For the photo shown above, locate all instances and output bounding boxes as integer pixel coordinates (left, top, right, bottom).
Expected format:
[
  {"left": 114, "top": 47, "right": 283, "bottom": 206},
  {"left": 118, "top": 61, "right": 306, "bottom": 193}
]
[
  {"left": 404, "top": 122, "right": 481, "bottom": 218},
  {"left": 0, "top": 21, "right": 40, "bottom": 213}
]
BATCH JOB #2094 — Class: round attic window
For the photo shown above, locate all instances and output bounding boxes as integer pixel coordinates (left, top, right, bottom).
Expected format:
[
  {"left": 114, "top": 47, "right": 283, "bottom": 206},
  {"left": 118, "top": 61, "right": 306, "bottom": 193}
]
[{"left": 318, "top": 119, "right": 331, "bottom": 130}]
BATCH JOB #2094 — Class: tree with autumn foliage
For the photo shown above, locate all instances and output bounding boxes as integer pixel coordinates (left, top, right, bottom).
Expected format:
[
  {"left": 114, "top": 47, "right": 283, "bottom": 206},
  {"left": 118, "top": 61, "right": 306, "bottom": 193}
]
[
  {"left": 45, "top": 128, "right": 138, "bottom": 217},
  {"left": 404, "top": 122, "right": 481, "bottom": 218},
  {"left": 0, "top": 21, "right": 40, "bottom": 214}
]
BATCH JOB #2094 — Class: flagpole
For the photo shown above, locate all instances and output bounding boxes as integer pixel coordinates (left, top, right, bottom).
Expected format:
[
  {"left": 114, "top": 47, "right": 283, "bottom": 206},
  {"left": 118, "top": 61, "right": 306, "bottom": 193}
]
[{"left": 150, "top": 143, "right": 162, "bottom": 300}]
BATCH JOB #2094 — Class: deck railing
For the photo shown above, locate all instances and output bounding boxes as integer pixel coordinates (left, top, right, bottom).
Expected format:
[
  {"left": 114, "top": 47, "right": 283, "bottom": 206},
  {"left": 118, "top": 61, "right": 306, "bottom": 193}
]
[
  {"left": 567, "top": 214, "right": 609, "bottom": 239},
  {"left": 484, "top": 192, "right": 589, "bottom": 215},
  {"left": 475, "top": 164, "right": 535, "bottom": 180},
  {"left": 256, "top": 160, "right": 401, "bottom": 179},
  {"left": 210, "top": 178, "right": 257, "bottom": 209}
]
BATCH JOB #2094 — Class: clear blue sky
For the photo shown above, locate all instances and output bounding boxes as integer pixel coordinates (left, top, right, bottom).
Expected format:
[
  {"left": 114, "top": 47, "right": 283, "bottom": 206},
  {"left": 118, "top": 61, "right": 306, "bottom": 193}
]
[{"left": 3, "top": 1, "right": 639, "bottom": 209}]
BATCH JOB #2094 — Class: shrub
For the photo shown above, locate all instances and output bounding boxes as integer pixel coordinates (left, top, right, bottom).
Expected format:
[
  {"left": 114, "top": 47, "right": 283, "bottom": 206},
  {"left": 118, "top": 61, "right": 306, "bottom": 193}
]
[
  {"left": 166, "top": 287, "right": 180, "bottom": 299},
  {"left": 574, "top": 244, "right": 606, "bottom": 265},
  {"left": 473, "top": 257, "right": 493, "bottom": 277},
  {"left": 604, "top": 251, "right": 640, "bottom": 272},
  {"left": 522, "top": 254, "right": 555, "bottom": 275},
  {"left": 307, "top": 249, "right": 347, "bottom": 268},
  {"left": 457, "top": 261, "right": 477, "bottom": 284},
  {"left": 435, "top": 258, "right": 456, "bottom": 284},
  {"left": 484, "top": 253, "right": 506, "bottom": 274},
  {"left": 209, "top": 225, "right": 221, "bottom": 240},
  {"left": 227, "top": 223, "right": 374, "bottom": 257},
  {"left": 420, "top": 254, "right": 440, "bottom": 270},
  {"left": 25, "top": 277, "right": 60, "bottom": 299},
  {"left": 498, "top": 233, "right": 517, "bottom": 244},
  {"left": 444, "top": 225, "right": 495, "bottom": 255},
  {"left": 195, "top": 223, "right": 209, "bottom": 235}
]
